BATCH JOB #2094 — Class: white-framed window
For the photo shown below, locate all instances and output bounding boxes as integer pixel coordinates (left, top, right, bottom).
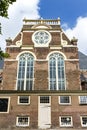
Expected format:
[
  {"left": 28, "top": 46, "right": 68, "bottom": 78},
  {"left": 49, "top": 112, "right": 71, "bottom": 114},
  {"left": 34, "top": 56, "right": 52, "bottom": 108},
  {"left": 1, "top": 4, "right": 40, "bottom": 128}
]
[
  {"left": 0, "top": 97, "right": 10, "bottom": 113},
  {"left": 81, "top": 116, "right": 87, "bottom": 127},
  {"left": 59, "top": 116, "right": 73, "bottom": 127},
  {"left": 79, "top": 96, "right": 87, "bottom": 104},
  {"left": 0, "top": 73, "right": 3, "bottom": 84},
  {"left": 49, "top": 53, "right": 65, "bottom": 90},
  {"left": 59, "top": 96, "right": 71, "bottom": 105},
  {"left": 32, "top": 30, "right": 52, "bottom": 47},
  {"left": 17, "top": 53, "right": 34, "bottom": 90},
  {"left": 16, "top": 116, "right": 30, "bottom": 127},
  {"left": 18, "top": 96, "right": 30, "bottom": 105},
  {"left": 40, "top": 96, "right": 50, "bottom": 103}
]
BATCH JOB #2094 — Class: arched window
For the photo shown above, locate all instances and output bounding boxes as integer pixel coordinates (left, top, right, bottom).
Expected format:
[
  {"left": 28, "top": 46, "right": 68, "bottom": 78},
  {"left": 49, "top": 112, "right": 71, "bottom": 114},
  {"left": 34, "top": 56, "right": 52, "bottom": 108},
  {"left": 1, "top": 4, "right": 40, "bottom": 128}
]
[
  {"left": 49, "top": 53, "right": 65, "bottom": 90},
  {"left": 17, "top": 53, "right": 34, "bottom": 90}
]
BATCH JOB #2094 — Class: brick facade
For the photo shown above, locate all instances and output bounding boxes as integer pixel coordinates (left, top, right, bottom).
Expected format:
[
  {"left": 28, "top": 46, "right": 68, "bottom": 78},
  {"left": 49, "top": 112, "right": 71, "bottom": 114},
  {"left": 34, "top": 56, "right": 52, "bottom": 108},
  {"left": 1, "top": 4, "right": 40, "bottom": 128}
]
[{"left": 0, "top": 19, "right": 87, "bottom": 130}]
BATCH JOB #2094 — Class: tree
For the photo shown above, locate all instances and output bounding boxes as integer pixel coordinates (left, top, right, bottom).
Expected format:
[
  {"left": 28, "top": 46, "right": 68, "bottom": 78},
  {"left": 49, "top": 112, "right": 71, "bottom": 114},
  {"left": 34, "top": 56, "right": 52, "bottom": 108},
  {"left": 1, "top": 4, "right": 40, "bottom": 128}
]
[
  {"left": 0, "top": 48, "right": 10, "bottom": 59},
  {"left": 0, "top": 0, "right": 16, "bottom": 18},
  {"left": 0, "top": 0, "right": 16, "bottom": 58},
  {"left": 0, "top": 0, "right": 16, "bottom": 33}
]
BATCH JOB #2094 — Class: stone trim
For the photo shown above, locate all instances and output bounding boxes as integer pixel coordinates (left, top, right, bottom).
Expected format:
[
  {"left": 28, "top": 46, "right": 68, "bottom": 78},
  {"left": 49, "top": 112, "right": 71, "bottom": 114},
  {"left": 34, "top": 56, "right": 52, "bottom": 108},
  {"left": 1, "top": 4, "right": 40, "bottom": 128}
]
[{"left": 0, "top": 90, "right": 87, "bottom": 94}]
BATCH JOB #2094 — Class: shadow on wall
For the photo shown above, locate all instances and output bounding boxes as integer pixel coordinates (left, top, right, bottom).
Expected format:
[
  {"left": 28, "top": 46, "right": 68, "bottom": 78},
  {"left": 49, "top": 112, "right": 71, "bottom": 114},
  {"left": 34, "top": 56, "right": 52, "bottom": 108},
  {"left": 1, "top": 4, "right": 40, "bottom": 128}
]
[{"left": 0, "top": 58, "right": 4, "bottom": 69}]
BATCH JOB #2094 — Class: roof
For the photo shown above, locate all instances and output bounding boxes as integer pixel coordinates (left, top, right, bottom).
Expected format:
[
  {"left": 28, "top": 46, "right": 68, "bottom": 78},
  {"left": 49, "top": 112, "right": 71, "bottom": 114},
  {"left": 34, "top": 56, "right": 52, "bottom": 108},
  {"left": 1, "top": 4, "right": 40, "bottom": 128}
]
[{"left": 78, "top": 51, "right": 87, "bottom": 70}]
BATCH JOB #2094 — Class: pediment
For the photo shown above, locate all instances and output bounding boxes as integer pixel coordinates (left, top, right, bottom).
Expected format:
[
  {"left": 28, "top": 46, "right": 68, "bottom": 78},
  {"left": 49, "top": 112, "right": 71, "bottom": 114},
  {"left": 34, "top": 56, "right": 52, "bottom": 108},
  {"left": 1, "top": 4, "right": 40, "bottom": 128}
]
[{"left": 32, "top": 23, "right": 52, "bottom": 29}]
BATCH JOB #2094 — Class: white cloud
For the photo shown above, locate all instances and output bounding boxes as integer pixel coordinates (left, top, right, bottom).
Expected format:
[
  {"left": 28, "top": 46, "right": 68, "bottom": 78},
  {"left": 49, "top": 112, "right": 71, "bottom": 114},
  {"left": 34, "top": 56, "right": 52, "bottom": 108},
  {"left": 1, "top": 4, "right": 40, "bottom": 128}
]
[
  {"left": 0, "top": 0, "right": 40, "bottom": 51},
  {"left": 0, "top": 0, "right": 87, "bottom": 56},
  {"left": 64, "top": 17, "right": 87, "bottom": 55}
]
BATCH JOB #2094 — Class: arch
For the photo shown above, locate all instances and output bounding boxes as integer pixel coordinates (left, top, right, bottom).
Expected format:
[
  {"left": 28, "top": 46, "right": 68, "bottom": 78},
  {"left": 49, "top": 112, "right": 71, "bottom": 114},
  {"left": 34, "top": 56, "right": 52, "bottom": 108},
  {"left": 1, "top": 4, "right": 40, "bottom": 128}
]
[
  {"left": 46, "top": 51, "right": 67, "bottom": 60},
  {"left": 48, "top": 51, "right": 66, "bottom": 90},
  {"left": 16, "top": 51, "right": 36, "bottom": 60},
  {"left": 32, "top": 23, "right": 52, "bottom": 29},
  {"left": 16, "top": 51, "right": 35, "bottom": 91}
]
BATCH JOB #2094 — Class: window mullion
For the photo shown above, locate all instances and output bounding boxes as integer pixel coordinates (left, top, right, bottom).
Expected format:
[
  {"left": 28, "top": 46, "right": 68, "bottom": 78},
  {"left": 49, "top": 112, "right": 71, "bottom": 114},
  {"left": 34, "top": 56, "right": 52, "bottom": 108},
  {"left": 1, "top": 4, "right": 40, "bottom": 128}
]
[
  {"left": 32, "top": 60, "right": 34, "bottom": 90},
  {"left": 56, "top": 58, "right": 58, "bottom": 90},
  {"left": 24, "top": 57, "right": 27, "bottom": 90}
]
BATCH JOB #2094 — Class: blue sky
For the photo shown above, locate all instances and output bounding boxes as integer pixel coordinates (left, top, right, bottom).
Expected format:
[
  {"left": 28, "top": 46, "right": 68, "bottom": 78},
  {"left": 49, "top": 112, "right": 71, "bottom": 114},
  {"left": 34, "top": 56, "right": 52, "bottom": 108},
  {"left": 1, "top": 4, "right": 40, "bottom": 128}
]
[
  {"left": 0, "top": 0, "right": 87, "bottom": 55},
  {"left": 39, "top": 0, "right": 87, "bottom": 27}
]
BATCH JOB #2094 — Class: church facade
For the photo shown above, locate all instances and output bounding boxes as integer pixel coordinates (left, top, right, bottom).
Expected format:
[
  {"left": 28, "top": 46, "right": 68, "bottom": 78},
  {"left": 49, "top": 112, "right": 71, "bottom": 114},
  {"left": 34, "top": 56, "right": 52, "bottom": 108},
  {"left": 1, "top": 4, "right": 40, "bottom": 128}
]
[{"left": 0, "top": 18, "right": 87, "bottom": 130}]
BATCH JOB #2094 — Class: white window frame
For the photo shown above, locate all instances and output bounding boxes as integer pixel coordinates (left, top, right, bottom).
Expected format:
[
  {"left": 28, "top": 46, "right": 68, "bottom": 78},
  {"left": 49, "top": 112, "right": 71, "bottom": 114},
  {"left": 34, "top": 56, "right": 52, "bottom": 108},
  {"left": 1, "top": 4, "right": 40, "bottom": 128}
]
[
  {"left": 16, "top": 116, "right": 30, "bottom": 127},
  {"left": 49, "top": 53, "right": 66, "bottom": 90},
  {"left": 39, "top": 96, "right": 51, "bottom": 104},
  {"left": 0, "top": 97, "right": 10, "bottom": 113},
  {"left": 81, "top": 116, "right": 87, "bottom": 127},
  {"left": 18, "top": 96, "right": 30, "bottom": 105},
  {"left": 79, "top": 96, "right": 87, "bottom": 104},
  {"left": 59, "top": 116, "right": 73, "bottom": 127},
  {"left": 16, "top": 53, "right": 34, "bottom": 91},
  {"left": 32, "top": 30, "right": 52, "bottom": 47},
  {"left": 59, "top": 96, "right": 71, "bottom": 105}
]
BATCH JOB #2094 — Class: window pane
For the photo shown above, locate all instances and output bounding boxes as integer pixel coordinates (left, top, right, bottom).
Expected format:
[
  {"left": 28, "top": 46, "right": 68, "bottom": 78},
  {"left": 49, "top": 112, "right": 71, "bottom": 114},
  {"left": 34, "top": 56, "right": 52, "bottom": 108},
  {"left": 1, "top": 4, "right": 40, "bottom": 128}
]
[
  {"left": 60, "top": 96, "right": 70, "bottom": 104},
  {"left": 49, "top": 53, "right": 65, "bottom": 90},
  {"left": 18, "top": 67, "right": 25, "bottom": 78},
  {"left": 0, "top": 98, "right": 8, "bottom": 112},
  {"left": 60, "top": 117, "right": 72, "bottom": 127},
  {"left": 80, "top": 96, "right": 87, "bottom": 104},
  {"left": 50, "top": 80, "right": 56, "bottom": 90},
  {"left": 49, "top": 57, "right": 56, "bottom": 90},
  {"left": 40, "top": 96, "right": 50, "bottom": 103},
  {"left": 58, "top": 67, "right": 64, "bottom": 79},
  {"left": 17, "top": 116, "right": 29, "bottom": 126},
  {"left": 26, "top": 80, "right": 32, "bottom": 90},
  {"left": 17, "top": 53, "right": 34, "bottom": 90},
  {"left": 26, "top": 58, "right": 34, "bottom": 79},
  {"left": 61, "top": 117, "right": 71, "bottom": 125},
  {"left": 82, "top": 117, "right": 87, "bottom": 126},
  {"left": 19, "top": 96, "right": 29, "bottom": 104},
  {"left": 50, "top": 58, "right": 56, "bottom": 79},
  {"left": 17, "top": 80, "right": 24, "bottom": 90}
]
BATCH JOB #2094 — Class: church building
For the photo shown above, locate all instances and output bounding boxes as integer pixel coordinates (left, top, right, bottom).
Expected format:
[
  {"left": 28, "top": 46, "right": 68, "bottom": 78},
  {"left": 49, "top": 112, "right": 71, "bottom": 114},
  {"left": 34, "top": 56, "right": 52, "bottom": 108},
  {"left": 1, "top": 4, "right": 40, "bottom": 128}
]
[{"left": 0, "top": 18, "right": 87, "bottom": 130}]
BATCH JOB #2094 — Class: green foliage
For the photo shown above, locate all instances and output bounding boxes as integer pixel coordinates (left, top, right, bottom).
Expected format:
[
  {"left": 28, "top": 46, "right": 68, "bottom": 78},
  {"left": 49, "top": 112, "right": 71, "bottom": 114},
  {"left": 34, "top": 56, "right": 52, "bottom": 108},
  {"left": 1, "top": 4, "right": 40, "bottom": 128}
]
[
  {"left": 0, "top": 48, "right": 10, "bottom": 59},
  {"left": 0, "top": 0, "right": 16, "bottom": 17},
  {"left": 0, "top": 0, "right": 16, "bottom": 34}
]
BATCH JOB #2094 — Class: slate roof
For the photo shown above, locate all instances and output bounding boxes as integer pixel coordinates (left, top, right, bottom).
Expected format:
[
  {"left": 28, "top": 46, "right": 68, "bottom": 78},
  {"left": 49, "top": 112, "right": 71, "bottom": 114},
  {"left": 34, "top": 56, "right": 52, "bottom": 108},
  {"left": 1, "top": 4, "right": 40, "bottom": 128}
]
[{"left": 78, "top": 51, "right": 87, "bottom": 70}]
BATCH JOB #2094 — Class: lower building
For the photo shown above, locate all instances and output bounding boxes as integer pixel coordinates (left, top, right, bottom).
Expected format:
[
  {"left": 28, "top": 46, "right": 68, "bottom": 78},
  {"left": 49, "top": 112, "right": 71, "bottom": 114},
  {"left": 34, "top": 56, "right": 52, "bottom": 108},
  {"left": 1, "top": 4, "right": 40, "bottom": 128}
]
[{"left": 0, "top": 18, "right": 87, "bottom": 130}]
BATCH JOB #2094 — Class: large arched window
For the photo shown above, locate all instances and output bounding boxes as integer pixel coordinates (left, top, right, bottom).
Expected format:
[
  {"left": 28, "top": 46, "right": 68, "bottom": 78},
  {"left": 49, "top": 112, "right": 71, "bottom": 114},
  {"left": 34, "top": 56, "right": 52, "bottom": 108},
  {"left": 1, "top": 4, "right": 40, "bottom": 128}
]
[
  {"left": 49, "top": 53, "right": 65, "bottom": 90},
  {"left": 17, "top": 53, "right": 34, "bottom": 90}
]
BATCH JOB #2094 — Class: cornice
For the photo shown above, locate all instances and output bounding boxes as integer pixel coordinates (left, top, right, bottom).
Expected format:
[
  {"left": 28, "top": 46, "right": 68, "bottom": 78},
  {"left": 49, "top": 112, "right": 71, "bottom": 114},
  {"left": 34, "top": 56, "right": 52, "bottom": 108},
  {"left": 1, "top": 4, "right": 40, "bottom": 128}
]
[{"left": 0, "top": 90, "right": 87, "bottom": 95}]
